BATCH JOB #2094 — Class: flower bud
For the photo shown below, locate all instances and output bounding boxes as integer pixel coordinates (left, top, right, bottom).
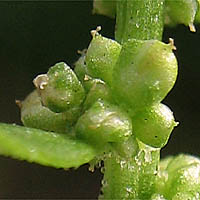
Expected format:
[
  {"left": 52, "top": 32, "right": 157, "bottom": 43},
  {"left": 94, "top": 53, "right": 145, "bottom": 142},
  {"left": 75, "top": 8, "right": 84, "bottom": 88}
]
[
  {"left": 112, "top": 39, "right": 178, "bottom": 113},
  {"left": 166, "top": 154, "right": 200, "bottom": 173},
  {"left": 132, "top": 103, "right": 178, "bottom": 148},
  {"left": 34, "top": 62, "right": 85, "bottom": 113},
  {"left": 167, "top": 163, "right": 200, "bottom": 199},
  {"left": 156, "top": 154, "right": 200, "bottom": 199},
  {"left": 86, "top": 33, "right": 121, "bottom": 85},
  {"left": 83, "top": 78, "right": 112, "bottom": 111},
  {"left": 74, "top": 51, "right": 87, "bottom": 83},
  {"left": 165, "top": 0, "right": 198, "bottom": 32},
  {"left": 75, "top": 100, "right": 132, "bottom": 144},
  {"left": 20, "top": 90, "right": 69, "bottom": 133}
]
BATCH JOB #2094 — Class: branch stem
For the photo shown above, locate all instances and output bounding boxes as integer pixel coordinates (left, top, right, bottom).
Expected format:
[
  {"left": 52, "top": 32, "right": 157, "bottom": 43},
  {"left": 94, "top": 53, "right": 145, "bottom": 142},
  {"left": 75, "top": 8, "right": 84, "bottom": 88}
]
[
  {"left": 101, "top": 141, "right": 160, "bottom": 199},
  {"left": 115, "top": 0, "right": 165, "bottom": 43}
]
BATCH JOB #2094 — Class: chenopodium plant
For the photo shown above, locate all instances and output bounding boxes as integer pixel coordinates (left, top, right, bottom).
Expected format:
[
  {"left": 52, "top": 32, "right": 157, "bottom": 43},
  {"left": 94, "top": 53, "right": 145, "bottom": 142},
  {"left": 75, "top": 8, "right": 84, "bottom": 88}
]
[{"left": 1, "top": 0, "right": 200, "bottom": 199}]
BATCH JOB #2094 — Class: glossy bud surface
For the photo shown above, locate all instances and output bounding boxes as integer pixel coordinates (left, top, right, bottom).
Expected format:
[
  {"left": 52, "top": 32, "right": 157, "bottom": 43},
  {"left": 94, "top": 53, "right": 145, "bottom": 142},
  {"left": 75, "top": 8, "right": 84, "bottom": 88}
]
[
  {"left": 112, "top": 39, "right": 178, "bottom": 113},
  {"left": 21, "top": 90, "right": 69, "bottom": 133},
  {"left": 76, "top": 100, "right": 132, "bottom": 144},
  {"left": 165, "top": 0, "right": 198, "bottom": 31},
  {"left": 34, "top": 62, "right": 85, "bottom": 113},
  {"left": 86, "top": 34, "right": 121, "bottom": 85},
  {"left": 132, "top": 103, "right": 177, "bottom": 148}
]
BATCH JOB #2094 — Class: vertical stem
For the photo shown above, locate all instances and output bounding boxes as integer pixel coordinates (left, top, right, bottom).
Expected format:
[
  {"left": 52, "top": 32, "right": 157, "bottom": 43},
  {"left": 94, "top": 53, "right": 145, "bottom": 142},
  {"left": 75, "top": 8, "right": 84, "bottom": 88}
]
[
  {"left": 101, "top": 141, "right": 160, "bottom": 199},
  {"left": 101, "top": 153, "right": 139, "bottom": 199},
  {"left": 100, "top": 1, "right": 165, "bottom": 199},
  {"left": 115, "top": 0, "right": 165, "bottom": 43}
]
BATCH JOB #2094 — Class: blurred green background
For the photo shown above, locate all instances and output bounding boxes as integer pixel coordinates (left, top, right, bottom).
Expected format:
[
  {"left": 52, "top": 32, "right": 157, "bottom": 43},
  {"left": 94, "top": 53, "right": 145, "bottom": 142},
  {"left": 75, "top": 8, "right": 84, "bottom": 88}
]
[{"left": 0, "top": 1, "right": 200, "bottom": 199}]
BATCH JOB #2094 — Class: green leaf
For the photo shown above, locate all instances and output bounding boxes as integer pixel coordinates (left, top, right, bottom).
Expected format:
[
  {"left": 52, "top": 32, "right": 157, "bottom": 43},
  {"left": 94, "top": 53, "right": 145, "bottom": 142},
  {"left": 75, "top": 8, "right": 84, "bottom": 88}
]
[{"left": 0, "top": 123, "right": 97, "bottom": 169}]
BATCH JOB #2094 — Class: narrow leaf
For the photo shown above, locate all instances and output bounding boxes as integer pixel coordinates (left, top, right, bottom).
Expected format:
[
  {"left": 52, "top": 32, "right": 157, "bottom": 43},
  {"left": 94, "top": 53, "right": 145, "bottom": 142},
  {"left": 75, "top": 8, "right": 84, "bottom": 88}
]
[{"left": 0, "top": 123, "right": 97, "bottom": 169}]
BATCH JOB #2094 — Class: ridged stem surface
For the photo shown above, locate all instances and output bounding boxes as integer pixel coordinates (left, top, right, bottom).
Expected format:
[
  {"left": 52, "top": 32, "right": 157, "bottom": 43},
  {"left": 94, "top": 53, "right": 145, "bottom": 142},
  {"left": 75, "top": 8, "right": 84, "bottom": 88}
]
[{"left": 115, "top": 0, "right": 164, "bottom": 43}]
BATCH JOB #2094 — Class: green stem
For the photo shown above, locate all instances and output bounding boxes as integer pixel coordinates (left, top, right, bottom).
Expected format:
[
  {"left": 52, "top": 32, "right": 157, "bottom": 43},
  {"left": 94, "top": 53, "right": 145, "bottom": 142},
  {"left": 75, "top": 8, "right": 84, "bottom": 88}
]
[
  {"left": 101, "top": 152, "right": 139, "bottom": 199},
  {"left": 101, "top": 141, "right": 160, "bottom": 199},
  {"left": 100, "top": 1, "right": 165, "bottom": 199},
  {"left": 115, "top": 0, "right": 165, "bottom": 43}
]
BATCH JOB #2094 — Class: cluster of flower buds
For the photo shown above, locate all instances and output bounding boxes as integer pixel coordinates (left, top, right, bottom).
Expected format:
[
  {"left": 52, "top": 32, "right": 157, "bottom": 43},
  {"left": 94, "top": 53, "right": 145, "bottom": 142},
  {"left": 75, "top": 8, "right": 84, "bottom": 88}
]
[
  {"left": 152, "top": 154, "right": 200, "bottom": 199},
  {"left": 20, "top": 27, "right": 178, "bottom": 150}
]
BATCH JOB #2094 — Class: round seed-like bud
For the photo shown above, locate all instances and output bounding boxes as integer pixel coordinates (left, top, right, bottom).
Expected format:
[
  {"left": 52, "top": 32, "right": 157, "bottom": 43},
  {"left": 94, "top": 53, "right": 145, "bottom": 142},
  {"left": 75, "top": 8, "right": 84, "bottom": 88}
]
[
  {"left": 167, "top": 163, "right": 200, "bottom": 199},
  {"left": 74, "top": 51, "right": 87, "bottom": 83},
  {"left": 34, "top": 62, "right": 85, "bottom": 113},
  {"left": 20, "top": 90, "right": 70, "bottom": 133},
  {"left": 132, "top": 103, "right": 178, "bottom": 148},
  {"left": 112, "top": 39, "right": 178, "bottom": 113},
  {"left": 86, "top": 34, "right": 121, "bottom": 85},
  {"left": 82, "top": 75, "right": 104, "bottom": 93},
  {"left": 166, "top": 154, "right": 200, "bottom": 173},
  {"left": 75, "top": 100, "right": 132, "bottom": 144},
  {"left": 83, "top": 78, "right": 112, "bottom": 111},
  {"left": 165, "top": 0, "right": 198, "bottom": 32},
  {"left": 157, "top": 155, "right": 200, "bottom": 199}
]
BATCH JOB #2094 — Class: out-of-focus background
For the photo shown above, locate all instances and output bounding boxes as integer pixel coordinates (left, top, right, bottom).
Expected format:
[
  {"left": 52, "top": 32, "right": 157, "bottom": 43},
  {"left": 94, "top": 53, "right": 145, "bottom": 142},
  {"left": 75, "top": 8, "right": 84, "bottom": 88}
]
[{"left": 0, "top": 1, "right": 199, "bottom": 199}]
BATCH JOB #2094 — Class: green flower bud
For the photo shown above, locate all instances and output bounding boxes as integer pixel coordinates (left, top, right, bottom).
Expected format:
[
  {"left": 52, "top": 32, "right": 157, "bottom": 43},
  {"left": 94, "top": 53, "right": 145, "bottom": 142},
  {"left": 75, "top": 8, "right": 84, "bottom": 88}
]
[
  {"left": 75, "top": 100, "right": 132, "bottom": 145},
  {"left": 93, "top": 0, "right": 116, "bottom": 18},
  {"left": 83, "top": 78, "right": 112, "bottom": 111},
  {"left": 165, "top": 0, "right": 198, "bottom": 32},
  {"left": 86, "top": 30, "right": 121, "bottom": 85},
  {"left": 20, "top": 90, "right": 69, "bottom": 133},
  {"left": 166, "top": 163, "right": 200, "bottom": 199},
  {"left": 111, "top": 135, "right": 139, "bottom": 158},
  {"left": 82, "top": 75, "right": 104, "bottom": 93},
  {"left": 156, "top": 155, "right": 200, "bottom": 199},
  {"left": 74, "top": 50, "right": 87, "bottom": 83},
  {"left": 195, "top": 0, "right": 200, "bottom": 22},
  {"left": 112, "top": 39, "right": 178, "bottom": 113},
  {"left": 155, "top": 157, "right": 173, "bottom": 196},
  {"left": 166, "top": 154, "right": 200, "bottom": 173},
  {"left": 195, "top": 10, "right": 200, "bottom": 23},
  {"left": 34, "top": 62, "right": 85, "bottom": 113},
  {"left": 132, "top": 103, "right": 178, "bottom": 148}
]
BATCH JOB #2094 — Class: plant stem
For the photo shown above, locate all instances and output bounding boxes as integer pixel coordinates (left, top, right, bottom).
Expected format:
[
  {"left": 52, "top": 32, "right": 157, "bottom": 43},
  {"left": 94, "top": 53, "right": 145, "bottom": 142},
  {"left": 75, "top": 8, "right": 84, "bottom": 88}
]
[
  {"left": 101, "top": 1, "right": 165, "bottom": 199},
  {"left": 115, "top": 0, "right": 165, "bottom": 43},
  {"left": 101, "top": 141, "right": 160, "bottom": 199}
]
